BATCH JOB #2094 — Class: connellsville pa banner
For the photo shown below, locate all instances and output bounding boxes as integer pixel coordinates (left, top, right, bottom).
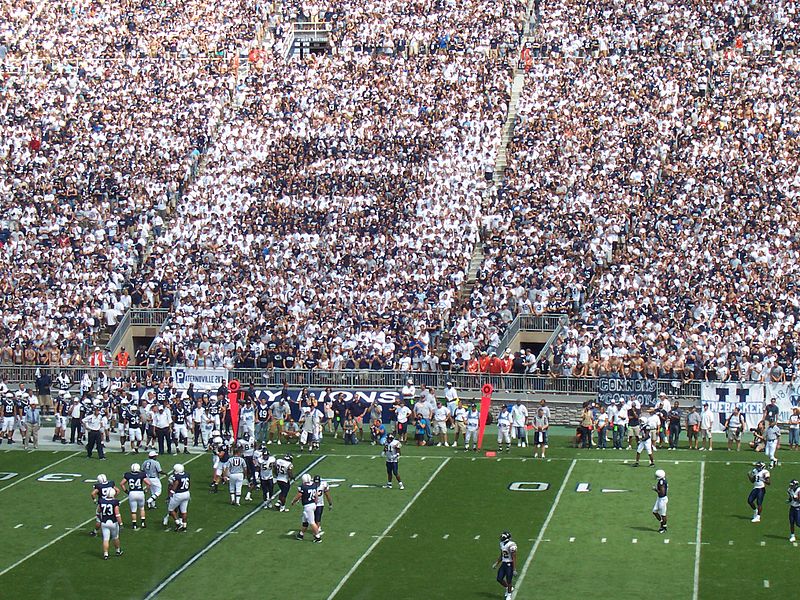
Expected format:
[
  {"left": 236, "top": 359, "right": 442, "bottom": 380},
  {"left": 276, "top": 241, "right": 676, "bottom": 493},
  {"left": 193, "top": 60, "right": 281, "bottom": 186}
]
[
  {"left": 596, "top": 377, "right": 658, "bottom": 407},
  {"left": 700, "top": 382, "right": 765, "bottom": 433}
]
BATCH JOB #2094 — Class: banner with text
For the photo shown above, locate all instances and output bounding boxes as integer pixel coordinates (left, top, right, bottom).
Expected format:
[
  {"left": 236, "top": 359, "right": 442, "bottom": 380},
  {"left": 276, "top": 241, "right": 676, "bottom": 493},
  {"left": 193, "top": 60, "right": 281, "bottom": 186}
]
[
  {"left": 700, "top": 382, "right": 765, "bottom": 433},
  {"left": 255, "top": 388, "right": 403, "bottom": 423},
  {"left": 171, "top": 367, "right": 228, "bottom": 391},
  {"left": 765, "top": 383, "right": 800, "bottom": 423},
  {"left": 596, "top": 377, "right": 658, "bottom": 407}
]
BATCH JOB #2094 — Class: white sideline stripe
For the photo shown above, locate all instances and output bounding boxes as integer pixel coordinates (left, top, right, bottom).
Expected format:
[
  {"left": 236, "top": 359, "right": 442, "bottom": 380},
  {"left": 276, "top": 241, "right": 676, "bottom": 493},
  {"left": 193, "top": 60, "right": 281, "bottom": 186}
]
[
  {"left": 326, "top": 457, "right": 450, "bottom": 600},
  {"left": 144, "top": 455, "right": 326, "bottom": 600},
  {"left": 0, "top": 451, "right": 81, "bottom": 492},
  {"left": 512, "top": 459, "right": 576, "bottom": 600},
  {"left": 692, "top": 462, "right": 706, "bottom": 600},
  {"left": 0, "top": 453, "right": 203, "bottom": 578}
]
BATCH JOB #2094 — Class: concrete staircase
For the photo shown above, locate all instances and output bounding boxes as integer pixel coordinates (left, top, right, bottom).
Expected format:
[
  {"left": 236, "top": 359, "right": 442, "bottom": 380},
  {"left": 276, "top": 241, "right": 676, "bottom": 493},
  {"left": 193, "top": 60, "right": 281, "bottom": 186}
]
[
  {"left": 493, "top": 72, "right": 525, "bottom": 182},
  {"left": 458, "top": 240, "right": 485, "bottom": 303}
]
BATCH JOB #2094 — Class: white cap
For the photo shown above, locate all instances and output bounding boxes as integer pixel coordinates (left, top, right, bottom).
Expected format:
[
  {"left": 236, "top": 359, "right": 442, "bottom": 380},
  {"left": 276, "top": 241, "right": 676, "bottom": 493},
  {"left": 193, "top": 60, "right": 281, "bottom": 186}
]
[{"left": 148, "top": 450, "right": 158, "bottom": 458}]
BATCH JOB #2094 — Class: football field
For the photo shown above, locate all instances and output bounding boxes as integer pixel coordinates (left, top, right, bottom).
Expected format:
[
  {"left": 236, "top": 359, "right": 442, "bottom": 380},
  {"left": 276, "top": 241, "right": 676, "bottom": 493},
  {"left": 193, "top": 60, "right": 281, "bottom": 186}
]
[{"left": 0, "top": 432, "right": 797, "bottom": 599}]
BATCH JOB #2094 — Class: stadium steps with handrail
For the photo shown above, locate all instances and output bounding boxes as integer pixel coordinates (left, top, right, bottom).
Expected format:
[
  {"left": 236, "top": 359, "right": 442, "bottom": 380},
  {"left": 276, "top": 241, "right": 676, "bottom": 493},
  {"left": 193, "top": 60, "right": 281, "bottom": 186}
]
[{"left": 491, "top": 0, "right": 541, "bottom": 184}]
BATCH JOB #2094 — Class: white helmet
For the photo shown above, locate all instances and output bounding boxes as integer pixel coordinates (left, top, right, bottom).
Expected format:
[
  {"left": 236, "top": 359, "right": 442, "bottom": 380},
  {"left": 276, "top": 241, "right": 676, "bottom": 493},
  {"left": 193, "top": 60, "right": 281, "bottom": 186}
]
[
  {"left": 655, "top": 469, "right": 666, "bottom": 479},
  {"left": 173, "top": 463, "right": 185, "bottom": 474},
  {"left": 130, "top": 463, "right": 141, "bottom": 473},
  {"left": 97, "top": 474, "right": 108, "bottom": 485},
  {"left": 301, "top": 473, "right": 312, "bottom": 485}
]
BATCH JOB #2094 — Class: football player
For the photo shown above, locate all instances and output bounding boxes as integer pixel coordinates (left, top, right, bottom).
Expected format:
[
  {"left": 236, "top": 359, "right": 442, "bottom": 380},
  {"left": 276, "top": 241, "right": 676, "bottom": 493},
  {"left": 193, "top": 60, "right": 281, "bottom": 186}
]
[
  {"left": 313, "top": 475, "right": 333, "bottom": 531},
  {"left": 2, "top": 391, "right": 16, "bottom": 444},
  {"left": 96, "top": 488, "right": 123, "bottom": 560},
  {"left": 290, "top": 473, "right": 322, "bottom": 543},
  {"left": 788, "top": 479, "right": 800, "bottom": 543},
  {"left": 764, "top": 420, "right": 781, "bottom": 468},
  {"left": 257, "top": 445, "right": 276, "bottom": 507},
  {"left": 90, "top": 474, "right": 120, "bottom": 537},
  {"left": 383, "top": 433, "right": 405, "bottom": 490},
  {"left": 172, "top": 400, "right": 191, "bottom": 455},
  {"left": 126, "top": 400, "right": 144, "bottom": 454},
  {"left": 633, "top": 419, "right": 655, "bottom": 467},
  {"left": 210, "top": 432, "right": 230, "bottom": 493},
  {"left": 142, "top": 450, "right": 165, "bottom": 509},
  {"left": 121, "top": 463, "right": 151, "bottom": 529},
  {"left": 492, "top": 531, "right": 517, "bottom": 599},
  {"left": 652, "top": 469, "right": 669, "bottom": 533},
  {"left": 496, "top": 405, "right": 512, "bottom": 453},
  {"left": 224, "top": 448, "right": 248, "bottom": 506},
  {"left": 164, "top": 463, "right": 191, "bottom": 531},
  {"left": 238, "top": 432, "right": 256, "bottom": 502},
  {"left": 274, "top": 453, "right": 294, "bottom": 511},
  {"left": 748, "top": 461, "right": 770, "bottom": 523},
  {"left": 464, "top": 403, "right": 480, "bottom": 451}
]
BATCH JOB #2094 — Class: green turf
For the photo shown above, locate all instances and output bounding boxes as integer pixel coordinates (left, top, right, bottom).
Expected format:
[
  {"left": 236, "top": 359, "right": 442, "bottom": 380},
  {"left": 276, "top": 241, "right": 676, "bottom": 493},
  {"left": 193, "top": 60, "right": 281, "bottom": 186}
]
[{"left": 1, "top": 438, "right": 800, "bottom": 600}]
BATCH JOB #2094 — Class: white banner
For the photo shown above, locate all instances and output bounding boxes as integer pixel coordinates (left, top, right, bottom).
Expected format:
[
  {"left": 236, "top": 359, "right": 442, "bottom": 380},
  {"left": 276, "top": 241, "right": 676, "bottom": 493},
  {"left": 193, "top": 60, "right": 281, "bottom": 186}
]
[
  {"left": 170, "top": 367, "right": 228, "bottom": 391},
  {"left": 765, "top": 382, "right": 800, "bottom": 423},
  {"left": 700, "top": 382, "right": 765, "bottom": 433}
]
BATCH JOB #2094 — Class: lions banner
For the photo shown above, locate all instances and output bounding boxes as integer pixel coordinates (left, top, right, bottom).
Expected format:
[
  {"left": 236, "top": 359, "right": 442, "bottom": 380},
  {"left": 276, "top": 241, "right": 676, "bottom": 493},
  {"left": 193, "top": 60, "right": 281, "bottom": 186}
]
[
  {"left": 254, "top": 389, "right": 403, "bottom": 422},
  {"left": 700, "top": 383, "right": 765, "bottom": 433},
  {"left": 596, "top": 377, "right": 657, "bottom": 407}
]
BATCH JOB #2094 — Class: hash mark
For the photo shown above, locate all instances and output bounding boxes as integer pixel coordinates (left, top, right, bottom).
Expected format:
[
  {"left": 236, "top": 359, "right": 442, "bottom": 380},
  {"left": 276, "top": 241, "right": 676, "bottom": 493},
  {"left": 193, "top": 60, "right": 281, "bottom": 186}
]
[
  {"left": 760, "top": 541, "right": 766, "bottom": 546},
  {"left": 569, "top": 537, "right": 575, "bottom": 543},
  {"left": 726, "top": 462, "right": 731, "bottom": 466},
  {"left": 664, "top": 539, "right": 670, "bottom": 544},
  {"left": 442, "top": 534, "right": 449, "bottom": 540},
  {"left": 601, "top": 537, "right": 606, "bottom": 543},
  {"left": 256, "top": 530, "right": 264, "bottom": 535},
  {"left": 349, "top": 532, "right": 356, "bottom": 537},
  {"left": 421, "top": 457, "right": 426, "bottom": 461},
  {"left": 346, "top": 456, "right": 351, "bottom": 459},
  {"left": 44, "top": 525, "right": 51, "bottom": 530},
  {"left": 474, "top": 535, "right": 481, "bottom": 540},
  {"left": 196, "top": 528, "right": 203, "bottom": 532},
  {"left": 632, "top": 538, "right": 637, "bottom": 544},
  {"left": 598, "top": 460, "right": 603, "bottom": 464},
  {"left": 411, "top": 533, "right": 418, "bottom": 539},
  {"left": 764, "top": 580, "right": 770, "bottom": 588},
  {"left": 729, "top": 540, "right": 734, "bottom": 546},
  {"left": 14, "top": 524, "right": 23, "bottom": 529},
  {"left": 471, "top": 458, "right": 476, "bottom": 462}
]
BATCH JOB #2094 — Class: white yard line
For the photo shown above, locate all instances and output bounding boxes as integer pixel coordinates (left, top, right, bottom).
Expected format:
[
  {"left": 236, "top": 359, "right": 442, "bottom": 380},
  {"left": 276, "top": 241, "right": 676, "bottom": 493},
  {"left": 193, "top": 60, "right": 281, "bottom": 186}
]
[
  {"left": 0, "top": 453, "right": 203, "bottom": 577},
  {"left": 512, "top": 459, "right": 576, "bottom": 600},
  {"left": 0, "top": 451, "right": 82, "bottom": 493},
  {"left": 143, "top": 455, "right": 325, "bottom": 600},
  {"left": 692, "top": 461, "right": 706, "bottom": 600},
  {"left": 326, "top": 457, "right": 451, "bottom": 600}
]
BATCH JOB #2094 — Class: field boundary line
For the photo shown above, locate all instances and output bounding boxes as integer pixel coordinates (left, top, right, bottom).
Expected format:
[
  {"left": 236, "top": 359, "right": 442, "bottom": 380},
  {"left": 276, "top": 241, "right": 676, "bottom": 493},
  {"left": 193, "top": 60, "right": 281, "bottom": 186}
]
[
  {"left": 0, "top": 451, "right": 82, "bottom": 493},
  {"left": 327, "top": 454, "right": 800, "bottom": 466},
  {"left": 692, "top": 461, "right": 706, "bottom": 600},
  {"left": 512, "top": 458, "right": 576, "bottom": 599},
  {"left": 326, "top": 456, "right": 451, "bottom": 600},
  {"left": 143, "top": 454, "right": 326, "bottom": 600},
  {"left": 0, "top": 453, "right": 203, "bottom": 578}
]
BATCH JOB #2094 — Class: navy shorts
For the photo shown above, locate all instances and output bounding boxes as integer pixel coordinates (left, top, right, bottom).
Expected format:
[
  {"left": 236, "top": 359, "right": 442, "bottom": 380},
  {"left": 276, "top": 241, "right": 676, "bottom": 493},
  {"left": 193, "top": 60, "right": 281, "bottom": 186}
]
[
  {"left": 790, "top": 506, "right": 800, "bottom": 528},
  {"left": 386, "top": 461, "right": 399, "bottom": 478},
  {"left": 497, "top": 563, "right": 514, "bottom": 584},
  {"left": 748, "top": 488, "right": 766, "bottom": 507},
  {"left": 397, "top": 422, "right": 407, "bottom": 436},
  {"left": 315, "top": 505, "right": 324, "bottom": 524}
]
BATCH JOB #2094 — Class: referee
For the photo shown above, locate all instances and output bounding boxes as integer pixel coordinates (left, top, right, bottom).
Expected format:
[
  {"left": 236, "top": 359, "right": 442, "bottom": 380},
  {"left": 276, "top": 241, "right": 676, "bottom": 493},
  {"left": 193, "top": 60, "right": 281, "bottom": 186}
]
[{"left": 83, "top": 403, "right": 108, "bottom": 459}]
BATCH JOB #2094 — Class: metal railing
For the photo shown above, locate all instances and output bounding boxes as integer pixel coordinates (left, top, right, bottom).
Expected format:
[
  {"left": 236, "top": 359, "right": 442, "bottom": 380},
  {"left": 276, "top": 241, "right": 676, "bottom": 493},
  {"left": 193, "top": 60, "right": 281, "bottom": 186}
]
[
  {"left": 495, "top": 312, "right": 568, "bottom": 354},
  {"left": 293, "top": 21, "right": 332, "bottom": 35},
  {"left": 105, "top": 311, "right": 131, "bottom": 352},
  {"left": 0, "top": 364, "right": 700, "bottom": 399},
  {"left": 129, "top": 309, "right": 171, "bottom": 327}
]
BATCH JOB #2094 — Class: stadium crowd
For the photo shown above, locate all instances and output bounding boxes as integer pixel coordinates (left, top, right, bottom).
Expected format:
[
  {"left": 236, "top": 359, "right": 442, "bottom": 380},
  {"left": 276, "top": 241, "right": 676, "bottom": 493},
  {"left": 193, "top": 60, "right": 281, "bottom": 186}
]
[{"left": 3, "top": 0, "right": 800, "bottom": 385}]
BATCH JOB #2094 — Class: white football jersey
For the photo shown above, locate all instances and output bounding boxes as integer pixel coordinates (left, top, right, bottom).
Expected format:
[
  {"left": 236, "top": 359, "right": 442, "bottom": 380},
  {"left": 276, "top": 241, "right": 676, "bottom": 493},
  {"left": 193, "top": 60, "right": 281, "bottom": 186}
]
[
  {"left": 500, "top": 540, "right": 517, "bottom": 563},
  {"left": 315, "top": 480, "right": 329, "bottom": 506},
  {"left": 259, "top": 455, "right": 276, "bottom": 480},
  {"left": 752, "top": 468, "right": 770, "bottom": 489},
  {"left": 384, "top": 439, "right": 402, "bottom": 463},
  {"left": 273, "top": 458, "right": 292, "bottom": 482}
]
